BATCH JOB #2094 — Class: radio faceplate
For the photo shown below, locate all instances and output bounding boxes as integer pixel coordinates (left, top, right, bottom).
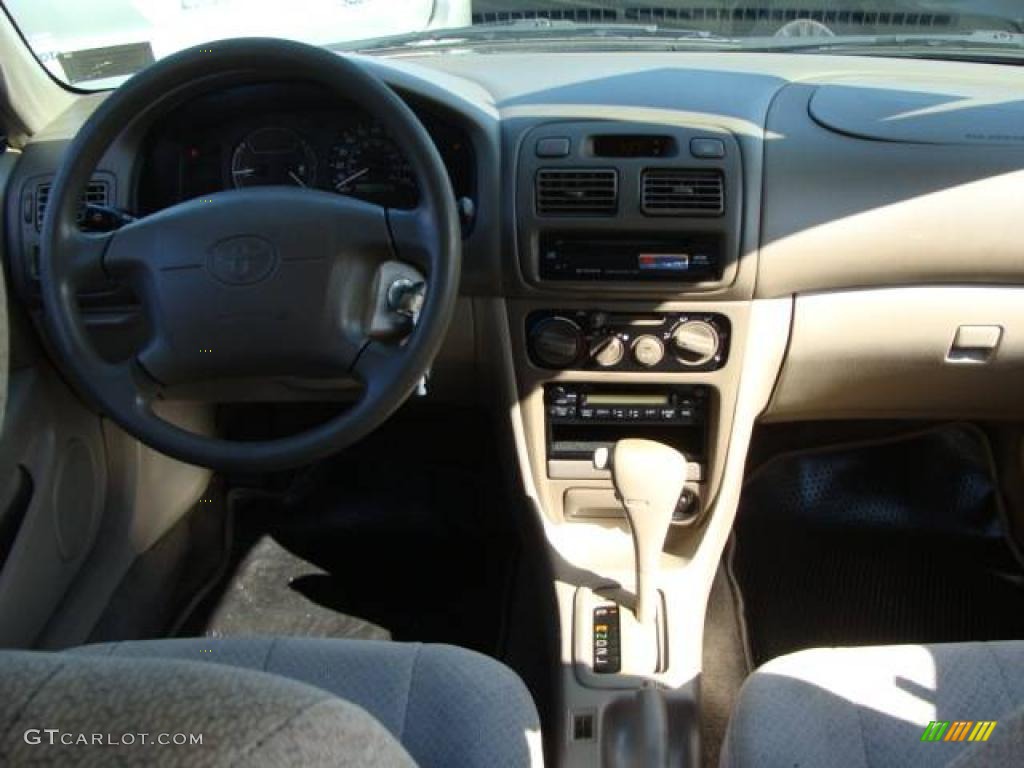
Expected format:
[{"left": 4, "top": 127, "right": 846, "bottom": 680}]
[
  {"left": 539, "top": 233, "right": 722, "bottom": 282},
  {"left": 545, "top": 382, "right": 710, "bottom": 468},
  {"left": 547, "top": 384, "right": 709, "bottom": 429}
]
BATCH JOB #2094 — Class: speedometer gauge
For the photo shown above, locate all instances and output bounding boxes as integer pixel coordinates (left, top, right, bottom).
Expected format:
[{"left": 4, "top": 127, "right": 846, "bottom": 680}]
[
  {"left": 329, "top": 122, "right": 417, "bottom": 207},
  {"left": 231, "top": 127, "right": 316, "bottom": 189}
]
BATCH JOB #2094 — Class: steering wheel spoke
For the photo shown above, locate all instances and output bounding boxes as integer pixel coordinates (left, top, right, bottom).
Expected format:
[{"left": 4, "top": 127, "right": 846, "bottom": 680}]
[
  {"left": 65, "top": 229, "right": 117, "bottom": 288},
  {"left": 386, "top": 205, "right": 439, "bottom": 272}
]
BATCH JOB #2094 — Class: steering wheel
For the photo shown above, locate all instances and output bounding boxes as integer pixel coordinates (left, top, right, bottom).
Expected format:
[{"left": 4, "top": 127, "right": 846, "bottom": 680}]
[{"left": 39, "top": 39, "right": 461, "bottom": 472}]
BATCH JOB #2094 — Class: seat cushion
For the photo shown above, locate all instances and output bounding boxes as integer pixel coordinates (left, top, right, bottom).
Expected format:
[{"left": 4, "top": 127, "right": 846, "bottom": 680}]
[
  {"left": 72, "top": 636, "right": 542, "bottom": 768},
  {"left": 0, "top": 650, "right": 414, "bottom": 767},
  {"left": 721, "top": 641, "right": 1024, "bottom": 768}
]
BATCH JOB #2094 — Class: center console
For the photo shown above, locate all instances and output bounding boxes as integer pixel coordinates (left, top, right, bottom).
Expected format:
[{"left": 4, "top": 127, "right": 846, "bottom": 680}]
[
  {"left": 495, "top": 116, "right": 790, "bottom": 768},
  {"left": 512, "top": 116, "right": 742, "bottom": 522}
]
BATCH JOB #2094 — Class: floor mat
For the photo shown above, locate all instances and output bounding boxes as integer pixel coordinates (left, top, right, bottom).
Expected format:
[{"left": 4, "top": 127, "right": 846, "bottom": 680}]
[
  {"left": 191, "top": 533, "right": 390, "bottom": 640},
  {"left": 732, "top": 424, "right": 1024, "bottom": 666},
  {"left": 180, "top": 409, "right": 517, "bottom": 655}
]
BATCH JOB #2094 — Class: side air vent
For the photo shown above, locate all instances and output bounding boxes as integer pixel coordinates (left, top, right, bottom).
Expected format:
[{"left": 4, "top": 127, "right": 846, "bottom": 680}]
[
  {"left": 35, "top": 179, "right": 110, "bottom": 231},
  {"left": 641, "top": 169, "right": 723, "bottom": 216},
  {"left": 536, "top": 169, "right": 617, "bottom": 216}
]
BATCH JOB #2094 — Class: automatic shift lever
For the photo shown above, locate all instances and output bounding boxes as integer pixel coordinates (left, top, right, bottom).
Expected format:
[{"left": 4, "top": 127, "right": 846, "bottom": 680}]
[{"left": 608, "top": 439, "right": 688, "bottom": 626}]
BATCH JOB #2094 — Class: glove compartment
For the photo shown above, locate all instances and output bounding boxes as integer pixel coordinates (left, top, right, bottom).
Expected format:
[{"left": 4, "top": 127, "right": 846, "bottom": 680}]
[{"left": 765, "top": 287, "right": 1024, "bottom": 421}]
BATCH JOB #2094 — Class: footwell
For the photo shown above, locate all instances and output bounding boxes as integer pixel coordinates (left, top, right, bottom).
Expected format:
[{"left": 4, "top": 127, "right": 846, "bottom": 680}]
[{"left": 732, "top": 424, "right": 1024, "bottom": 666}]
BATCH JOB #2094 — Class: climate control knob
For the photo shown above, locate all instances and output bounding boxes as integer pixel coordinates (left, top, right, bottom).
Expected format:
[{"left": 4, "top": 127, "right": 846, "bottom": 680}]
[
  {"left": 632, "top": 334, "right": 665, "bottom": 368},
  {"left": 529, "top": 316, "right": 584, "bottom": 369},
  {"left": 671, "top": 320, "right": 720, "bottom": 366},
  {"left": 591, "top": 335, "right": 625, "bottom": 368}
]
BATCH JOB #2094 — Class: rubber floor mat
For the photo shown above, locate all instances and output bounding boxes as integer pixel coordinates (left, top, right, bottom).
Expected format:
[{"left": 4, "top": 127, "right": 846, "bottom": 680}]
[{"left": 732, "top": 425, "right": 1024, "bottom": 666}]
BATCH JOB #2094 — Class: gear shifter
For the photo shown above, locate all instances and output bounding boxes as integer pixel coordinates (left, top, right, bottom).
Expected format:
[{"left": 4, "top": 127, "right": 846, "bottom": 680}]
[{"left": 609, "top": 439, "right": 688, "bottom": 626}]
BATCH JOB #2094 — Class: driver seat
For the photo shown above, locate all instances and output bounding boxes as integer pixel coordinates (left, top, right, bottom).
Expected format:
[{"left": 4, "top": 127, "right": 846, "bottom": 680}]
[{"left": 0, "top": 636, "right": 543, "bottom": 767}]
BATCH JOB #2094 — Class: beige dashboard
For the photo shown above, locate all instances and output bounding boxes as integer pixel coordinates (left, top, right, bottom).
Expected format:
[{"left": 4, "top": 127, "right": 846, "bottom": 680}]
[
  {"left": 6, "top": 43, "right": 1024, "bottom": 768},
  {"left": 419, "top": 51, "right": 1024, "bottom": 426}
]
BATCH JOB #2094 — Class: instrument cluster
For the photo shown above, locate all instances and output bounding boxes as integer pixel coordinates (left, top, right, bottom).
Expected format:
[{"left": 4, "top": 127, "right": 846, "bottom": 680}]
[{"left": 138, "top": 83, "right": 474, "bottom": 213}]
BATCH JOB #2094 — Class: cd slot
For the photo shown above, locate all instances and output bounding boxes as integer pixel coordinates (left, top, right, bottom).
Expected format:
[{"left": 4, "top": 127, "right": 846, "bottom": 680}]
[{"left": 549, "top": 423, "right": 706, "bottom": 462}]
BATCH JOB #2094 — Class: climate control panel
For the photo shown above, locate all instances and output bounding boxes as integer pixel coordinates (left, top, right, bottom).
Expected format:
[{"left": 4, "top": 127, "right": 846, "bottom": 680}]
[{"left": 527, "top": 310, "right": 730, "bottom": 372}]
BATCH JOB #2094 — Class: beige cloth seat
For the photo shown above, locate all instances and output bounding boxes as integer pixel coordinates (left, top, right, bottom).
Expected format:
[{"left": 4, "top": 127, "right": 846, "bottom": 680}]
[{"left": 721, "top": 641, "right": 1024, "bottom": 768}]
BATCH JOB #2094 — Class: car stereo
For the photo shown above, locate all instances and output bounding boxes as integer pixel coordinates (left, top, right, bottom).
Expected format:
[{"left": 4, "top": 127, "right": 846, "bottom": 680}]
[
  {"left": 545, "top": 384, "right": 710, "bottom": 467},
  {"left": 546, "top": 384, "right": 708, "bottom": 427},
  {"left": 538, "top": 234, "right": 722, "bottom": 282}
]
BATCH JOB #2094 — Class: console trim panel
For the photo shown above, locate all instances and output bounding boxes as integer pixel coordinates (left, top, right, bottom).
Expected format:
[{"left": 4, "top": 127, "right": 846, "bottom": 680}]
[{"left": 515, "top": 120, "right": 744, "bottom": 295}]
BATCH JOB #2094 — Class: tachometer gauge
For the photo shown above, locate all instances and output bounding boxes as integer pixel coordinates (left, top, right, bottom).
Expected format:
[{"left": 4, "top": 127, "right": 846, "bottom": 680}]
[
  {"left": 231, "top": 127, "right": 317, "bottom": 189},
  {"left": 329, "top": 122, "right": 417, "bottom": 207}
]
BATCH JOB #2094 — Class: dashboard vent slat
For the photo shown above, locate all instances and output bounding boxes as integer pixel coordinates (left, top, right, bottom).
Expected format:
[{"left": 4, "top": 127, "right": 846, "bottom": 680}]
[
  {"left": 641, "top": 169, "right": 723, "bottom": 216},
  {"left": 474, "top": 7, "right": 956, "bottom": 32},
  {"left": 35, "top": 179, "right": 111, "bottom": 231},
  {"left": 536, "top": 169, "right": 617, "bottom": 216}
]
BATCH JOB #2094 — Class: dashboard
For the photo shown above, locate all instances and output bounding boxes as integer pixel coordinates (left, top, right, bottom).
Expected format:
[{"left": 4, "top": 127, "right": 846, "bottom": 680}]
[
  {"left": 6, "top": 50, "right": 1024, "bottom": 425},
  {"left": 137, "top": 82, "right": 476, "bottom": 214}
]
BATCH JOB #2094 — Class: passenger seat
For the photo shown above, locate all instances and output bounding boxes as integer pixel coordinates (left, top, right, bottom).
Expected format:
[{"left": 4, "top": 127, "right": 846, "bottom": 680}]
[{"left": 721, "top": 641, "right": 1024, "bottom": 767}]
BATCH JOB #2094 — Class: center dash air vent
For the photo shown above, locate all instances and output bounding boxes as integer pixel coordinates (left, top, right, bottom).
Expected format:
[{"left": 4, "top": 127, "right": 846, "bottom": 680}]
[
  {"left": 35, "top": 179, "right": 110, "bottom": 231},
  {"left": 641, "top": 169, "right": 723, "bottom": 216},
  {"left": 536, "top": 169, "right": 617, "bottom": 216}
]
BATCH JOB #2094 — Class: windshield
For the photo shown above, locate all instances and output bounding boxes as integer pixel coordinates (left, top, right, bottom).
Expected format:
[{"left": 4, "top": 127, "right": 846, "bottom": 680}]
[{"left": 5, "top": 1, "right": 1024, "bottom": 89}]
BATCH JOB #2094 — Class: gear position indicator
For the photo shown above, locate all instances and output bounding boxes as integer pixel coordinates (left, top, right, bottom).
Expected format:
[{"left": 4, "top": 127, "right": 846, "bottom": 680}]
[{"left": 593, "top": 604, "right": 622, "bottom": 674}]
